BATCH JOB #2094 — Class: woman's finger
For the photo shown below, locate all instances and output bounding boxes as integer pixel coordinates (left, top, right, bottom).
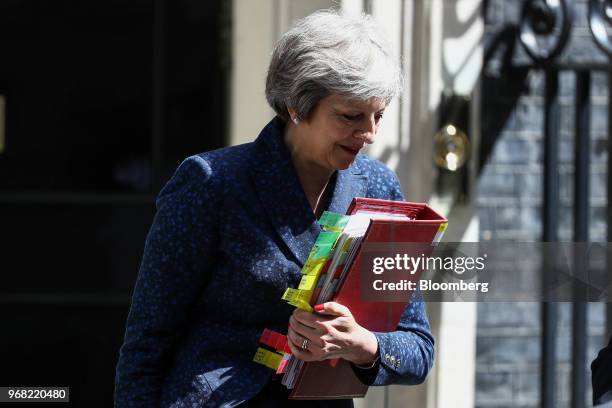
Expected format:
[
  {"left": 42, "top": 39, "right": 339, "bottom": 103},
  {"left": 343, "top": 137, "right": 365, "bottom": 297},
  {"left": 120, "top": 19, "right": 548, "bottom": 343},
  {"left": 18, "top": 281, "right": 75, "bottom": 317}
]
[
  {"left": 287, "top": 333, "right": 323, "bottom": 362},
  {"left": 292, "top": 309, "right": 322, "bottom": 330},
  {"left": 291, "top": 312, "right": 331, "bottom": 337},
  {"left": 314, "top": 302, "right": 351, "bottom": 317},
  {"left": 289, "top": 324, "right": 325, "bottom": 350},
  {"left": 287, "top": 338, "right": 309, "bottom": 360},
  {"left": 315, "top": 319, "right": 342, "bottom": 337},
  {"left": 289, "top": 314, "right": 319, "bottom": 336},
  {"left": 287, "top": 326, "right": 311, "bottom": 349}
]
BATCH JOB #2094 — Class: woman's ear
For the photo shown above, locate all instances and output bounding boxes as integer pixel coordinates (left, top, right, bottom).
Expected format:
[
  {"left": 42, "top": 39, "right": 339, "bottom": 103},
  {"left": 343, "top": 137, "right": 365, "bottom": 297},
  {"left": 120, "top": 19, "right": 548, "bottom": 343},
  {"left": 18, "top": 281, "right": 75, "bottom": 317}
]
[{"left": 287, "top": 107, "right": 300, "bottom": 125}]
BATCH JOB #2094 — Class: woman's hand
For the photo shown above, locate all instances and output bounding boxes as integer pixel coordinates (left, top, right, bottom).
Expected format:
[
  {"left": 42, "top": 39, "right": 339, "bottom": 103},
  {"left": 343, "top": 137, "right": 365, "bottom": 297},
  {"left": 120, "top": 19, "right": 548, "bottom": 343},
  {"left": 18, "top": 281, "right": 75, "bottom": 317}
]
[{"left": 287, "top": 302, "right": 379, "bottom": 366}]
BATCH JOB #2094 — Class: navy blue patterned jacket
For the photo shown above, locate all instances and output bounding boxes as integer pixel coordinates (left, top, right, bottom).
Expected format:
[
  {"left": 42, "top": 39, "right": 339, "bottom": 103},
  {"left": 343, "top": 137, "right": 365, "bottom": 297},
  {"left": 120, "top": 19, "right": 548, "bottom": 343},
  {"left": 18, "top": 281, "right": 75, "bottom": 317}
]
[{"left": 114, "top": 117, "right": 435, "bottom": 407}]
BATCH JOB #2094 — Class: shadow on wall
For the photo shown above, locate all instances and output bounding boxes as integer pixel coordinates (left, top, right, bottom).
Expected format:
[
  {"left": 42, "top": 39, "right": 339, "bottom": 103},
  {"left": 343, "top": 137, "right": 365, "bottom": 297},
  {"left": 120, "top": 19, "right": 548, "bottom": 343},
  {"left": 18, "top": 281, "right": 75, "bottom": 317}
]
[{"left": 480, "top": 23, "right": 529, "bottom": 173}]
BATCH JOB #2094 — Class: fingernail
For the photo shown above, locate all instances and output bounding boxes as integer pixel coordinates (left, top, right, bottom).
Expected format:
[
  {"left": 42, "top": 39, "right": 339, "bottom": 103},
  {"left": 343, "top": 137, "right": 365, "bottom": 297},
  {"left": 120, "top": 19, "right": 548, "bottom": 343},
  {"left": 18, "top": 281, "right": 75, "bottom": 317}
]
[{"left": 314, "top": 304, "right": 324, "bottom": 312}]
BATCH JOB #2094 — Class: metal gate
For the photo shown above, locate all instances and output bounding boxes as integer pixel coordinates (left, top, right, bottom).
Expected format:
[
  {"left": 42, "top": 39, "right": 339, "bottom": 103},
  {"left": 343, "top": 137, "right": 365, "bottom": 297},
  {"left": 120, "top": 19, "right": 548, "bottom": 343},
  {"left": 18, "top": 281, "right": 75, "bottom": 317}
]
[{"left": 482, "top": 0, "right": 612, "bottom": 406}]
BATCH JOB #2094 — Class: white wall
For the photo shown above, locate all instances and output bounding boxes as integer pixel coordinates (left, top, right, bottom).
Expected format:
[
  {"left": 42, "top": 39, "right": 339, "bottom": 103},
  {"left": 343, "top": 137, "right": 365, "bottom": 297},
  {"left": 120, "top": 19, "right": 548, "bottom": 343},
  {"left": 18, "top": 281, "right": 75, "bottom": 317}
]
[
  {"left": 349, "top": 1, "right": 483, "bottom": 407},
  {"left": 230, "top": 0, "right": 335, "bottom": 146}
]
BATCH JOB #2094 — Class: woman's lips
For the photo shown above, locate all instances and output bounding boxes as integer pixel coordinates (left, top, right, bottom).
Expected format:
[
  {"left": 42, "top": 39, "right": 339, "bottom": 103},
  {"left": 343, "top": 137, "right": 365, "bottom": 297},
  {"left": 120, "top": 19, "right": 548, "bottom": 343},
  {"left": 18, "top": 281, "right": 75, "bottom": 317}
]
[{"left": 339, "top": 145, "right": 361, "bottom": 155}]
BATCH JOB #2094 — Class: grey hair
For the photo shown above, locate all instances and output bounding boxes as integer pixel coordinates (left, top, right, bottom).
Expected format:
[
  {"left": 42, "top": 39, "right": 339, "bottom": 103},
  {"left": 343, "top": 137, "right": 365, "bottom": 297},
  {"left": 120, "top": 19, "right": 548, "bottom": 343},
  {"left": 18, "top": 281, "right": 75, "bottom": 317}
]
[{"left": 265, "top": 9, "right": 402, "bottom": 122}]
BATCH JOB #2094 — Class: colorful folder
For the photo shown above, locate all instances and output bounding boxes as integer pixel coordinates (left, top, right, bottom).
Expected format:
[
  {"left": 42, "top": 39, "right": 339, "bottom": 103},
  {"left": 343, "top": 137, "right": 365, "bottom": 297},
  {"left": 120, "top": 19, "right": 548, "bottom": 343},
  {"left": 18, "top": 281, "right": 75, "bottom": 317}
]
[
  {"left": 254, "top": 198, "right": 448, "bottom": 399},
  {"left": 290, "top": 198, "right": 447, "bottom": 399}
]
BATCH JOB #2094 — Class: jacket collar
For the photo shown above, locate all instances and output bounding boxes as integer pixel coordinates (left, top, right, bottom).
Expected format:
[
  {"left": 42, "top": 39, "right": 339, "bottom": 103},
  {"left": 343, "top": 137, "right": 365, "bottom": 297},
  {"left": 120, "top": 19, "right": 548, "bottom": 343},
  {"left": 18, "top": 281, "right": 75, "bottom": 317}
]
[{"left": 249, "top": 116, "right": 368, "bottom": 266}]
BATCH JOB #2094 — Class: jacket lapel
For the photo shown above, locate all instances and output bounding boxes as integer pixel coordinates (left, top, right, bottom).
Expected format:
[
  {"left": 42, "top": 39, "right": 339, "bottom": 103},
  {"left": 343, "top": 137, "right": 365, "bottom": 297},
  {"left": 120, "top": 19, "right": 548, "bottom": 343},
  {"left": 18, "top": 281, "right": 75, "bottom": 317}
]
[
  {"left": 326, "top": 164, "right": 368, "bottom": 215},
  {"left": 249, "top": 117, "right": 368, "bottom": 266},
  {"left": 250, "top": 117, "right": 320, "bottom": 266}
]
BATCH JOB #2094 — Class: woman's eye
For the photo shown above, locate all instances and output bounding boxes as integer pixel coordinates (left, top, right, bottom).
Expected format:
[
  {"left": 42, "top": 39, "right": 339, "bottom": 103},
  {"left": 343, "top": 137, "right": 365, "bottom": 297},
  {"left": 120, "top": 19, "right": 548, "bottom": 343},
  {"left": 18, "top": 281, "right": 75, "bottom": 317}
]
[{"left": 342, "top": 114, "right": 361, "bottom": 121}]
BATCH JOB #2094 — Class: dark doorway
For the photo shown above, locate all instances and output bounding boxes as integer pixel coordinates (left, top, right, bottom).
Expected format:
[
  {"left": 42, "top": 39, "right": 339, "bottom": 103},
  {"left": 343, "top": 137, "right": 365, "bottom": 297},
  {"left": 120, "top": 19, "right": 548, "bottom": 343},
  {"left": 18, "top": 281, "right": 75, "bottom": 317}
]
[{"left": 0, "top": 1, "right": 229, "bottom": 406}]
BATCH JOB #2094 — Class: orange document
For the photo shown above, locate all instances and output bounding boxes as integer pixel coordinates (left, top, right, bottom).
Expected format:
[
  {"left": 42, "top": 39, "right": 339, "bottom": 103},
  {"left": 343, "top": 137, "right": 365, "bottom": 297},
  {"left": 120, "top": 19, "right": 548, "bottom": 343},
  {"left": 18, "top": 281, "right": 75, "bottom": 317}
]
[{"left": 289, "top": 198, "right": 447, "bottom": 400}]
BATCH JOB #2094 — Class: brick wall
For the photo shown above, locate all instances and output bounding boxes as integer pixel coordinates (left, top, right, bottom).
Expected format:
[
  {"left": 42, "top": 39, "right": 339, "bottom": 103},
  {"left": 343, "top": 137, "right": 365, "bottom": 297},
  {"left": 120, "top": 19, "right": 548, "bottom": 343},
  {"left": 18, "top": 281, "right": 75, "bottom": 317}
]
[{"left": 477, "top": 0, "right": 608, "bottom": 406}]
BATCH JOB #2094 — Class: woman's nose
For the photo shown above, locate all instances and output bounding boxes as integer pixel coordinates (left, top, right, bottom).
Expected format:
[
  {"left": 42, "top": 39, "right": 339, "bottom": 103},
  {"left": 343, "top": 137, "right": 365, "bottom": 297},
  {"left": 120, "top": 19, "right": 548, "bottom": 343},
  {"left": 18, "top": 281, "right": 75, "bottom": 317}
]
[
  {"left": 355, "top": 131, "right": 375, "bottom": 144},
  {"left": 355, "top": 117, "right": 377, "bottom": 144}
]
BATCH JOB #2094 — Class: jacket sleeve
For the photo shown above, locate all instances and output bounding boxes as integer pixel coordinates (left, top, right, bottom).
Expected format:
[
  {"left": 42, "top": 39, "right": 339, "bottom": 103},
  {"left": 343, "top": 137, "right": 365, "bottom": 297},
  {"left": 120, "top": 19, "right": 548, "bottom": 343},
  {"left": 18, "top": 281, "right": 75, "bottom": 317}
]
[
  {"left": 370, "top": 290, "right": 434, "bottom": 385},
  {"left": 352, "top": 170, "right": 435, "bottom": 386},
  {"left": 114, "top": 155, "right": 219, "bottom": 407}
]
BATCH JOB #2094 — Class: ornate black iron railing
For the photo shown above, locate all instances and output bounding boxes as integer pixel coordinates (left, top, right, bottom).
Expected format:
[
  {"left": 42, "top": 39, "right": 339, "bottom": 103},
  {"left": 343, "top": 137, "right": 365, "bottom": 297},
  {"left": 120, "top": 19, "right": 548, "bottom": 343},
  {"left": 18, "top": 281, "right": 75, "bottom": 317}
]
[{"left": 488, "top": 1, "right": 612, "bottom": 407}]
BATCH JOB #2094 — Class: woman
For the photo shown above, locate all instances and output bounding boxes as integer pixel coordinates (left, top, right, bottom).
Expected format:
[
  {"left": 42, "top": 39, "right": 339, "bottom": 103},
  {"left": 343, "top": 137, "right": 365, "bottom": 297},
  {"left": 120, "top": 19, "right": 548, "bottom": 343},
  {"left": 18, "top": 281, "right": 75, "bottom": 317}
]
[{"left": 115, "top": 9, "right": 434, "bottom": 407}]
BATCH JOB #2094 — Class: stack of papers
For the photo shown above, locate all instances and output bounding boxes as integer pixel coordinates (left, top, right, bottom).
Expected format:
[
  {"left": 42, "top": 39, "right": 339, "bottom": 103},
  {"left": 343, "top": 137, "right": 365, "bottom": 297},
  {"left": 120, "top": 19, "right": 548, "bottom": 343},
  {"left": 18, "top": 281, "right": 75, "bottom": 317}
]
[{"left": 281, "top": 210, "right": 412, "bottom": 389}]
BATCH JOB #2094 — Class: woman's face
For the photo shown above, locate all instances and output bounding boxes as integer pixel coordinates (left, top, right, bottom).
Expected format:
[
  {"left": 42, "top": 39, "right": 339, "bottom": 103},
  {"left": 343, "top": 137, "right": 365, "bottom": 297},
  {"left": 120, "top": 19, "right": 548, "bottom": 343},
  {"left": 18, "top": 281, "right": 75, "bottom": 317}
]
[{"left": 291, "top": 94, "right": 386, "bottom": 170}]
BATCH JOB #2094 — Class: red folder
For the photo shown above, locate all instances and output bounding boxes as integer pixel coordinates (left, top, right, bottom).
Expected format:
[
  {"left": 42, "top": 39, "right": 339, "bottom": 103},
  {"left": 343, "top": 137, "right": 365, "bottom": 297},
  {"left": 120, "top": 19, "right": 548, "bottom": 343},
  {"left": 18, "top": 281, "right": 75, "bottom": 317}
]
[{"left": 289, "top": 198, "right": 447, "bottom": 399}]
